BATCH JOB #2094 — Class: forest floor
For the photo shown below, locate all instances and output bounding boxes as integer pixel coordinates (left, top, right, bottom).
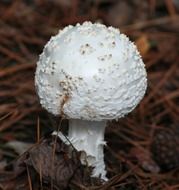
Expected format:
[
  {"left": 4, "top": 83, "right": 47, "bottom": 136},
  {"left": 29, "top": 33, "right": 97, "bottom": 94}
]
[{"left": 0, "top": 0, "right": 179, "bottom": 189}]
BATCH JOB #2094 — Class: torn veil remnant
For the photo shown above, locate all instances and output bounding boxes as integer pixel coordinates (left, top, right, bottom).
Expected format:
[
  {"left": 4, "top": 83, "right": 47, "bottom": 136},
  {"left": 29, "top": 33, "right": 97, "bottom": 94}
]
[{"left": 35, "top": 21, "right": 147, "bottom": 180}]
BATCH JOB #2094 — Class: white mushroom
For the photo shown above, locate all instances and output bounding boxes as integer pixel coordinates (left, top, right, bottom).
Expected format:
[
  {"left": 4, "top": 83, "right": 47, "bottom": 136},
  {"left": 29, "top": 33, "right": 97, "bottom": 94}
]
[{"left": 35, "top": 21, "right": 147, "bottom": 180}]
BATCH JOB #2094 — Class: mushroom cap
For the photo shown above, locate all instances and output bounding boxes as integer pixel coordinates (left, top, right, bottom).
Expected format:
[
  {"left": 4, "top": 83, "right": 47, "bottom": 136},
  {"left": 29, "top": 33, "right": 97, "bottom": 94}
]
[{"left": 35, "top": 22, "right": 147, "bottom": 121}]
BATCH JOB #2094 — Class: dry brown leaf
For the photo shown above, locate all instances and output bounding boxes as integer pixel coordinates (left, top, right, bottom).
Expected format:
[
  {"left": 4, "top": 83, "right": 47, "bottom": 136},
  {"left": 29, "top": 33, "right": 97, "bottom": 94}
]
[
  {"left": 135, "top": 35, "right": 150, "bottom": 57},
  {"left": 130, "top": 147, "right": 160, "bottom": 173}
]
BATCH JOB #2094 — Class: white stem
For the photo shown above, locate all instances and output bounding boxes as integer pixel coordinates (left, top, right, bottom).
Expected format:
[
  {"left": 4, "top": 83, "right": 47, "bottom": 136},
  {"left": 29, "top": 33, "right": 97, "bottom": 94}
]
[
  {"left": 69, "top": 119, "right": 107, "bottom": 180},
  {"left": 53, "top": 119, "right": 107, "bottom": 180}
]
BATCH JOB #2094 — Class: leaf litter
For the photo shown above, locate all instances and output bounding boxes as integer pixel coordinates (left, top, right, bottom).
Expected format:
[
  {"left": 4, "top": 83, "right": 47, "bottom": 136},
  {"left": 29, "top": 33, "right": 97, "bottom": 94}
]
[{"left": 0, "top": 0, "right": 179, "bottom": 189}]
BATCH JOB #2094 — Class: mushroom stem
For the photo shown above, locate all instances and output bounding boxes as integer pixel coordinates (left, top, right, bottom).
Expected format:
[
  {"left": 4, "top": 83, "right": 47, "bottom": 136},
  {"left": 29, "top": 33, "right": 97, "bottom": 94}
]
[
  {"left": 68, "top": 119, "right": 107, "bottom": 180},
  {"left": 54, "top": 119, "right": 107, "bottom": 180}
]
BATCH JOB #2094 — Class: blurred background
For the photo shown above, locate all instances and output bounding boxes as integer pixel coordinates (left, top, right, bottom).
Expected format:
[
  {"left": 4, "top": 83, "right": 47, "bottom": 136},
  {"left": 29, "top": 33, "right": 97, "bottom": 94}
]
[{"left": 0, "top": 0, "right": 179, "bottom": 189}]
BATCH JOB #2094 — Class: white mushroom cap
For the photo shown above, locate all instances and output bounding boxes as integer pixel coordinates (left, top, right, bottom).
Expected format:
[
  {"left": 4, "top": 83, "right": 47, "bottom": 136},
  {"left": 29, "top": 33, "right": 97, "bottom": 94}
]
[{"left": 35, "top": 21, "right": 147, "bottom": 121}]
